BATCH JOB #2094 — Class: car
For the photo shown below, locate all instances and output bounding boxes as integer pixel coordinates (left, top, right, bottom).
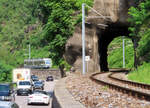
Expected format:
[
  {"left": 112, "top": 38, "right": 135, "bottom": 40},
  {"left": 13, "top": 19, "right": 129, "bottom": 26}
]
[
  {"left": 41, "top": 80, "right": 45, "bottom": 86},
  {"left": 46, "top": 76, "right": 53, "bottom": 81},
  {"left": 0, "top": 101, "right": 19, "bottom": 108},
  {"left": 31, "top": 75, "right": 36, "bottom": 80},
  {"left": 17, "top": 81, "right": 32, "bottom": 96},
  {"left": 27, "top": 90, "right": 50, "bottom": 105},
  {"left": 31, "top": 75, "right": 39, "bottom": 82},
  {"left": 33, "top": 81, "right": 44, "bottom": 90},
  {"left": 0, "top": 84, "right": 15, "bottom": 101}
]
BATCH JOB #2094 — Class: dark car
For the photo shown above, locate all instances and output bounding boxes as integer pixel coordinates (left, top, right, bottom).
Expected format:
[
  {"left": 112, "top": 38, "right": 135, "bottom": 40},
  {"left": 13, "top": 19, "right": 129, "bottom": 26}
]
[
  {"left": 31, "top": 75, "right": 36, "bottom": 79},
  {"left": 46, "top": 76, "right": 53, "bottom": 81},
  {"left": 0, "top": 84, "right": 15, "bottom": 101},
  {"left": 17, "top": 89, "right": 31, "bottom": 96},
  {"left": 33, "top": 81, "right": 44, "bottom": 90},
  {"left": 0, "top": 101, "right": 19, "bottom": 108},
  {"left": 31, "top": 75, "right": 39, "bottom": 82}
]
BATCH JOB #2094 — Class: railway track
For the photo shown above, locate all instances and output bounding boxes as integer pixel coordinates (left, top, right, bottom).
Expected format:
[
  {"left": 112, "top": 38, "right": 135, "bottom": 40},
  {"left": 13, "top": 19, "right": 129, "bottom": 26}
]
[{"left": 90, "top": 70, "right": 150, "bottom": 101}]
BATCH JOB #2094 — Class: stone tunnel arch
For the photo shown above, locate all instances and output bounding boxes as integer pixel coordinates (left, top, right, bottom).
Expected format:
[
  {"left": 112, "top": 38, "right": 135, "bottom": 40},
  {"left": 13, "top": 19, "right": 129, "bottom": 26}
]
[{"left": 98, "top": 22, "right": 131, "bottom": 71}]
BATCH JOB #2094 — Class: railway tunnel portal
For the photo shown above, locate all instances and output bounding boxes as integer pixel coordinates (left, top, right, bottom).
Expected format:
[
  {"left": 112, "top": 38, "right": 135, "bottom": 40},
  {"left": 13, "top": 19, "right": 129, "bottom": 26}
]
[
  {"left": 98, "top": 22, "right": 130, "bottom": 71},
  {"left": 65, "top": 0, "right": 136, "bottom": 73}
]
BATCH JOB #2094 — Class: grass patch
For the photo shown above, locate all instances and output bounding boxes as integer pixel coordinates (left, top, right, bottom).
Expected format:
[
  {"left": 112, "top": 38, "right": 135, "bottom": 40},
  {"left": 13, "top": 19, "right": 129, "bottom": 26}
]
[
  {"left": 101, "top": 85, "right": 108, "bottom": 91},
  {"left": 128, "top": 63, "right": 150, "bottom": 84}
]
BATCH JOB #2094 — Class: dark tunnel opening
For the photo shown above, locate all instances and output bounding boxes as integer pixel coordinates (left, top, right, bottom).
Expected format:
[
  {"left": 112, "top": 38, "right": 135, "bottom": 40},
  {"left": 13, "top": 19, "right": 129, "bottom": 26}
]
[{"left": 98, "top": 23, "right": 130, "bottom": 71}]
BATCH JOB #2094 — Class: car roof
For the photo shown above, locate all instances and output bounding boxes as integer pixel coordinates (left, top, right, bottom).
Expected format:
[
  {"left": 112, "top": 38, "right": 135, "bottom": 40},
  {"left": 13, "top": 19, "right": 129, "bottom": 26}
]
[
  {"left": 34, "top": 81, "right": 42, "bottom": 83},
  {"left": 18, "top": 80, "right": 30, "bottom": 82},
  {"left": 0, "top": 101, "right": 13, "bottom": 107}
]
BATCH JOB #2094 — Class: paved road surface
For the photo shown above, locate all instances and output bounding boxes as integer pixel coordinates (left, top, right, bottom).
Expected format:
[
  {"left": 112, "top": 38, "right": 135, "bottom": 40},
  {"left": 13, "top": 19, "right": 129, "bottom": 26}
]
[{"left": 15, "top": 81, "right": 56, "bottom": 108}]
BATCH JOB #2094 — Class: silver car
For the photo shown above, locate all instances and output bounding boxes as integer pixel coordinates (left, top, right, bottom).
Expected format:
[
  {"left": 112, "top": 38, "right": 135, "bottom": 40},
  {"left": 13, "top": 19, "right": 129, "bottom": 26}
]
[{"left": 0, "top": 101, "right": 19, "bottom": 108}]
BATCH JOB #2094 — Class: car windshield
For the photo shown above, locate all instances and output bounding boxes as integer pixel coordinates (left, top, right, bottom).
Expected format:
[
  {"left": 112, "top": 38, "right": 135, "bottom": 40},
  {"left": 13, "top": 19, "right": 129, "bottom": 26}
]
[
  {"left": 31, "top": 75, "right": 36, "bottom": 78},
  {"left": 32, "top": 76, "right": 38, "bottom": 78},
  {"left": 0, "top": 85, "right": 9, "bottom": 91},
  {"left": 19, "top": 81, "right": 30, "bottom": 85},
  {"left": 34, "top": 81, "right": 42, "bottom": 84},
  {"left": 33, "top": 77, "right": 38, "bottom": 80}
]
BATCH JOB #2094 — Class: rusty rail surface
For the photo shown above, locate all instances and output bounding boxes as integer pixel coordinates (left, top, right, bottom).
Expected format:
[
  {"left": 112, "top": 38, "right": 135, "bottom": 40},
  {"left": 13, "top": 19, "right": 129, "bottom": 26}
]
[{"left": 90, "top": 71, "right": 150, "bottom": 101}]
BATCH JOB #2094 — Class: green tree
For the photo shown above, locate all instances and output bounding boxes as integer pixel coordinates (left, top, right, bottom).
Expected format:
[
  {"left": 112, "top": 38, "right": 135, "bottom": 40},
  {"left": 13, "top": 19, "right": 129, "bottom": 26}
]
[
  {"left": 128, "top": 0, "right": 150, "bottom": 66},
  {"left": 0, "top": 61, "right": 12, "bottom": 82},
  {"left": 40, "top": 0, "right": 93, "bottom": 70}
]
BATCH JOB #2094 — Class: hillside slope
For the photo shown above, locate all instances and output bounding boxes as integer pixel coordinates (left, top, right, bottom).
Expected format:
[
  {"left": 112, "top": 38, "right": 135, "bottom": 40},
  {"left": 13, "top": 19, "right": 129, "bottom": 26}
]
[{"left": 108, "top": 37, "right": 134, "bottom": 69}]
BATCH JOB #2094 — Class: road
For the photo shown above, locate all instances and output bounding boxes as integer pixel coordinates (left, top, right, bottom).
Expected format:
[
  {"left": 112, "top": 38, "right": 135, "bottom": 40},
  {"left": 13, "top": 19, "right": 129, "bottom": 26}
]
[{"left": 15, "top": 81, "right": 56, "bottom": 108}]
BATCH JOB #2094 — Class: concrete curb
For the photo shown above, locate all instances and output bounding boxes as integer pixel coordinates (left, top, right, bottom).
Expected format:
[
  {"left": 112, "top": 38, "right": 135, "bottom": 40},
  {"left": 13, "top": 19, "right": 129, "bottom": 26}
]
[{"left": 52, "top": 77, "right": 86, "bottom": 108}]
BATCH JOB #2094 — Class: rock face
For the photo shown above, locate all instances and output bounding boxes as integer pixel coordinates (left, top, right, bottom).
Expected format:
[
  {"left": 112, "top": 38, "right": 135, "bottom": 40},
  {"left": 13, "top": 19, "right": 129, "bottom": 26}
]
[{"left": 65, "top": 0, "right": 136, "bottom": 73}]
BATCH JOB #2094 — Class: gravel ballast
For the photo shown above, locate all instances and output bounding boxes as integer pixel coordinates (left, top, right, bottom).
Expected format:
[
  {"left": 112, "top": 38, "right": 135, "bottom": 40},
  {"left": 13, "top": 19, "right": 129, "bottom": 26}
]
[{"left": 66, "top": 73, "right": 150, "bottom": 108}]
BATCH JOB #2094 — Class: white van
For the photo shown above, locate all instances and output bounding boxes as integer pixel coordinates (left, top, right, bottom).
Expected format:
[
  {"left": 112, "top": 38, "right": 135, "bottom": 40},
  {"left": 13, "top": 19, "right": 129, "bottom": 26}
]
[{"left": 17, "top": 81, "right": 32, "bottom": 96}]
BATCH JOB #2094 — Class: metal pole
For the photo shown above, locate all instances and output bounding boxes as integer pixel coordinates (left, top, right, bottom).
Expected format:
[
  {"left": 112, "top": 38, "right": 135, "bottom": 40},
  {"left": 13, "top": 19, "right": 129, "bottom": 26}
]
[
  {"left": 87, "top": 61, "right": 88, "bottom": 73},
  {"left": 29, "top": 44, "right": 31, "bottom": 59},
  {"left": 82, "top": 3, "right": 86, "bottom": 75},
  {"left": 123, "top": 36, "right": 125, "bottom": 68}
]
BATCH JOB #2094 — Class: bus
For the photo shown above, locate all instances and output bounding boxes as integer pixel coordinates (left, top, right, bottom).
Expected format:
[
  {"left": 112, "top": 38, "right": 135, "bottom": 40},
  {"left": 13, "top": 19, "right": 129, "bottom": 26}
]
[{"left": 24, "top": 58, "right": 52, "bottom": 69}]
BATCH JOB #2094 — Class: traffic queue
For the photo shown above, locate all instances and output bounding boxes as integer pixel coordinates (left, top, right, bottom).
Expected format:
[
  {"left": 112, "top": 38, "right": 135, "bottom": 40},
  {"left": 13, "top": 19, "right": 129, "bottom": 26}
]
[{"left": 0, "top": 74, "right": 54, "bottom": 108}]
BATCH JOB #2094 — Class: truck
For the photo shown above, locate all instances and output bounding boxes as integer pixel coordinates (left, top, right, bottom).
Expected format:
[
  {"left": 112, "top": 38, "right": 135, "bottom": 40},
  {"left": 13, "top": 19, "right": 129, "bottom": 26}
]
[{"left": 13, "top": 68, "right": 31, "bottom": 83}]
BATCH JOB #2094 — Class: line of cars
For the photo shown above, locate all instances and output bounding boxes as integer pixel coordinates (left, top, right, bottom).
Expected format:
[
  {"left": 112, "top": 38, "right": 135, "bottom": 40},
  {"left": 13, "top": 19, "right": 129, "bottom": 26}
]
[
  {"left": 16, "top": 75, "right": 53, "bottom": 105},
  {"left": 27, "top": 75, "right": 50, "bottom": 105},
  {"left": 0, "top": 75, "right": 54, "bottom": 107}
]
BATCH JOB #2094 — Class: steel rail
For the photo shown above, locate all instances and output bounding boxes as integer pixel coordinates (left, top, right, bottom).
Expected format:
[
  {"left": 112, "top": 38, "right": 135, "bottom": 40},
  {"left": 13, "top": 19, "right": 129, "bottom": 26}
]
[
  {"left": 90, "top": 71, "right": 150, "bottom": 101},
  {"left": 109, "top": 73, "right": 150, "bottom": 90}
]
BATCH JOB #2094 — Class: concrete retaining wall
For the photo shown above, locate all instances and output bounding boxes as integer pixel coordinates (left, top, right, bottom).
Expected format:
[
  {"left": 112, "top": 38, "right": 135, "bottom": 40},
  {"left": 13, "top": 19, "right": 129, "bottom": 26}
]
[
  {"left": 31, "top": 69, "right": 61, "bottom": 80},
  {"left": 52, "top": 78, "right": 86, "bottom": 108}
]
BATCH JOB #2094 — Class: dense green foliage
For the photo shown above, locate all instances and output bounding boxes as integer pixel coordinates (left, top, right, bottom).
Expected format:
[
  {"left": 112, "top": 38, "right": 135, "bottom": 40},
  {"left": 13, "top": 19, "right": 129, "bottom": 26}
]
[
  {"left": 0, "top": 0, "right": 45, "bottom": 66},
  {"left": 0, "top": 0, "right": 93, "bottom": 81},
  {"left": 0, "top": 0, "right": 51, "bottom": 82},
  {"left": 40, "top": 0, "right": 93, "bottom": 66},
  {"left": 127, "top": 0, "right": 150, "bottom": 83},
  {"left": 40, "top": 0, "right": 76, "bottom": 65},
  {"left": 128, "top": 0, "right": 150, "bottom": 63},
  {"left": 0, "top": 61, "right": 12, "bottom": 82},
  {"left": 128, "top": 62, "right": 150, "bottom": 84},
  {"left": 108, "top": 37, "right": 134, "bottom": 68}
]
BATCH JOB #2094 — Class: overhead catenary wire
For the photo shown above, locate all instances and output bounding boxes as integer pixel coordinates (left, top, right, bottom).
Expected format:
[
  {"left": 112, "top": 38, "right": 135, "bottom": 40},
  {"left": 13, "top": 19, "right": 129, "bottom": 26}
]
[{"left": 82, "top": 3, "right": 111, "bottom": 75}]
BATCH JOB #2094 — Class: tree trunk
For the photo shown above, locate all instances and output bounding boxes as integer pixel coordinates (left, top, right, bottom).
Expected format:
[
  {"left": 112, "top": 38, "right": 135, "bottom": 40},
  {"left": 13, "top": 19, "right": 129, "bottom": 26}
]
[
  {"left": 132, "top": 37, "right": 139, "bottom": 69},
  {"left": 59, "top": 65, "right": 66, "bottom": 78}
]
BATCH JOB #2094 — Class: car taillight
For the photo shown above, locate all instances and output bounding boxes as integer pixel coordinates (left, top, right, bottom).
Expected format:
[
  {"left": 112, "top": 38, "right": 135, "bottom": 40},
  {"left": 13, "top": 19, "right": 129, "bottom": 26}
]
[{"left": 29, "top": 96, "right": 33, "bottom": 98}]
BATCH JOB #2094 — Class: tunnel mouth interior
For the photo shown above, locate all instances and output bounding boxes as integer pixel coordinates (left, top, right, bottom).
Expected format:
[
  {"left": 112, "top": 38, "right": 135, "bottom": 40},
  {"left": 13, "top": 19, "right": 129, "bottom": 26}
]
[{"left": 98, "top": 22, "right": 130, "bottom": 71}]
